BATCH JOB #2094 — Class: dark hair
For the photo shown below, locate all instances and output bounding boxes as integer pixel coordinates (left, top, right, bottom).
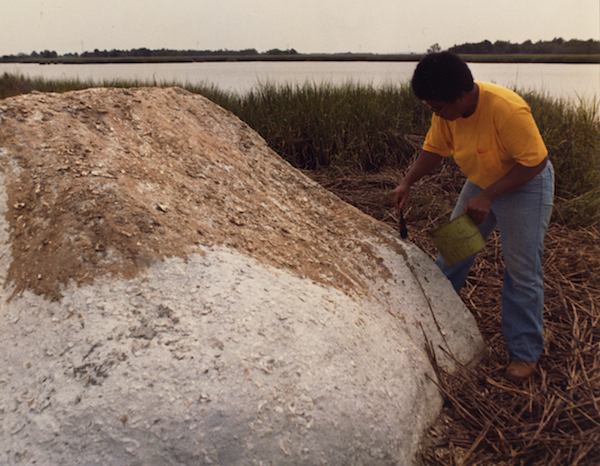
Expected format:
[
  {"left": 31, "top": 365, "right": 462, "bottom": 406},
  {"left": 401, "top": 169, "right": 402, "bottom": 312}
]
[{"left": 411, "top": 52, "right": 474, "bottom": 102}]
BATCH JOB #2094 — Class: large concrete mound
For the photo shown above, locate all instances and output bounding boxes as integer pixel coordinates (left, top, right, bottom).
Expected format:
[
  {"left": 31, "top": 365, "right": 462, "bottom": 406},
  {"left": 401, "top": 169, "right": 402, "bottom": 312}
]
[{"left": 0, "top": 87, "right": 484, "bottom": 465}]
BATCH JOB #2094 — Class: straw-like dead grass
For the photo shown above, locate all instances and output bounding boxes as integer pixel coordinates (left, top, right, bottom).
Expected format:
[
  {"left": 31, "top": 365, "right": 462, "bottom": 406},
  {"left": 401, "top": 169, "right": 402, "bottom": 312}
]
[{"left": 307, "top": 164, "right": 600, "bottom": 466}]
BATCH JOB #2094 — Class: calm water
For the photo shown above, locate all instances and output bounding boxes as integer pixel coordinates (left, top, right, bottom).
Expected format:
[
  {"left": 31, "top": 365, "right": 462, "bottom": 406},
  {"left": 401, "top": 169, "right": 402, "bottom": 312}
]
[{"left": 1, "top": 61, "right": 598, "bottom": 102}]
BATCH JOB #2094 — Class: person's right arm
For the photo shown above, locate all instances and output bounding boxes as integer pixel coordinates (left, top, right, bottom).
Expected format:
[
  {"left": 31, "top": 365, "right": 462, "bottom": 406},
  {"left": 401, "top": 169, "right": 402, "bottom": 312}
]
[{"left": 391, "top": 150, "right": 443, "bottom": 209}]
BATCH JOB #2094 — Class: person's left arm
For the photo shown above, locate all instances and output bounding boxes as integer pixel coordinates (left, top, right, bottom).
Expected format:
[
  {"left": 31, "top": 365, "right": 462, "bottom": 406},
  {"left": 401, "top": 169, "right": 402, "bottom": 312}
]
[{"left": 465, "top": 156, "right": 548, "bottom": 225}]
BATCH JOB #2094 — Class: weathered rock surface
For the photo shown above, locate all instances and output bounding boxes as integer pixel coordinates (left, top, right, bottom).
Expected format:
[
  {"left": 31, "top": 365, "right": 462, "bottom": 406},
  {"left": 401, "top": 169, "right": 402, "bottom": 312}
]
[{"left": 0, "top": 87, "right": 484, "bottom": 465}]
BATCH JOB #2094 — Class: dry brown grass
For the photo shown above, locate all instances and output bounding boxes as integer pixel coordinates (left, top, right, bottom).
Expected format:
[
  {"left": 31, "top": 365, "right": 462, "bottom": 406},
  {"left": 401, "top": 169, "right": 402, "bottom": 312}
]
[{"left": 306, "top": 164, "right": 600, "bottom": 466}]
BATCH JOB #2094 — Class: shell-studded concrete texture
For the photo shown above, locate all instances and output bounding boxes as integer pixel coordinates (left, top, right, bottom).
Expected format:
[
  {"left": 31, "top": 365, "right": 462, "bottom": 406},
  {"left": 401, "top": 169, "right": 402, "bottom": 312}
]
[{"left": 0, "top": 87, "right": 484, "bottom": 465}]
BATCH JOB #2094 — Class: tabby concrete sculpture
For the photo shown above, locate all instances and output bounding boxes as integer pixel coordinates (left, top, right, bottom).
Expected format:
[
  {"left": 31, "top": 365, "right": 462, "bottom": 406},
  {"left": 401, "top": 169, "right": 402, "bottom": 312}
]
[{"left": 0, "top": 87, "right": 484, "bottom": 465}]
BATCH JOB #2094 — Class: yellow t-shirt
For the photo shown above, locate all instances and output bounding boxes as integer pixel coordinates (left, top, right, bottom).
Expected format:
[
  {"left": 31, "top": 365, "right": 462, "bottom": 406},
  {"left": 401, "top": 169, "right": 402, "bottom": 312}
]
[{"left": 423, "top": 81, "right": 547, "bottom": 189}]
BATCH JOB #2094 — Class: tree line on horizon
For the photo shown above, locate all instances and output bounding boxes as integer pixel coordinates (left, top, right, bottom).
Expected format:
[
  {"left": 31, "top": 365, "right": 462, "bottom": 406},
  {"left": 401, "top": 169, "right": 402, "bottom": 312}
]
[
  {"left": 2, "top": 38, "right": 599, "bottom": 62},
  {"left": 1, "top": 47, "right": 299, "bottom": 61},
  {"left": 448, "top": 37, "right": 600, "bottom": 55}
]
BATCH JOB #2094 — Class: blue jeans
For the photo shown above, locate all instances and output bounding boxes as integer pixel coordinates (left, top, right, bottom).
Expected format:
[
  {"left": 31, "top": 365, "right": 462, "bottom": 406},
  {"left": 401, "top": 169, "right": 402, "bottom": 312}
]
[{"left": 435, "top": 162, "right": 554, "bottom": 362}]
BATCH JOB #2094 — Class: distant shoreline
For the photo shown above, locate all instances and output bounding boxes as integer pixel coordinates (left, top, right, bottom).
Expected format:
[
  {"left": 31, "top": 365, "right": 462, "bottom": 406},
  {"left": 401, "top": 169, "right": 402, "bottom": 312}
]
[{"left": 2, "top": 53, "right": 599, "bottom": 65}]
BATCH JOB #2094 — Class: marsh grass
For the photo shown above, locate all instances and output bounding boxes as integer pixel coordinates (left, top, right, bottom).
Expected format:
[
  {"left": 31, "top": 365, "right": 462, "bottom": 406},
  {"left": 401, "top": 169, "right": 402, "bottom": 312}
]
[
  {"left": 212, "top": 81, "right": 431, "bottom": 170},
  {"left": 521, "top": 90, "right": 600, "bottom": 225},
  {"left": 0, "top": 72, "right": 231, "bottom": 101},
  {"left": 1, "top": 72, "right": 598, "bottom": 225}
]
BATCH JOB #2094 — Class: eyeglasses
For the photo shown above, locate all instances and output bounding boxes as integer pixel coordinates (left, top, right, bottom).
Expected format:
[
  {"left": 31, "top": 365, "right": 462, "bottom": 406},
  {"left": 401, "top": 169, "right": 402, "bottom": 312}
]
[{"left": 422, "top": 101, "right": 448, "bottom": 114}]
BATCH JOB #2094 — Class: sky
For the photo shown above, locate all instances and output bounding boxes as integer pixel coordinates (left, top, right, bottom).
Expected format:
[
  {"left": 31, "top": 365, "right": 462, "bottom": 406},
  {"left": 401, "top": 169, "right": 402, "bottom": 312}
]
[{"left": 1, "top": 0, "right": 599, "bottom": 56}]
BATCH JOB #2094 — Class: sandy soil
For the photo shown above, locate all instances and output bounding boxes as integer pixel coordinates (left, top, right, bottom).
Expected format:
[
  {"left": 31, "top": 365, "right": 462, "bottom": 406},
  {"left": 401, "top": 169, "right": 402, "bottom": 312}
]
[{"left": 0, "top": 87, "right": 395, "bottom": 301}]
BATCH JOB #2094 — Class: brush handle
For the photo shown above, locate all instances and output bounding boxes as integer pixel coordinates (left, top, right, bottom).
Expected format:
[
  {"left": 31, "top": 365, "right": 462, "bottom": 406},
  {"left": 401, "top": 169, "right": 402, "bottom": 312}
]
[{"left": 398, "top": 209, "right": 408, "bottom": 239}]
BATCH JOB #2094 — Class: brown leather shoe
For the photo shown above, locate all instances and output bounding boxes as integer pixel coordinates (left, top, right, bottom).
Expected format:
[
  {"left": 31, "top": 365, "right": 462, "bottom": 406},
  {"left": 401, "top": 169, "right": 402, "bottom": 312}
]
[{"left": 505, "top": 361, "right": 537, "bottom": 382}]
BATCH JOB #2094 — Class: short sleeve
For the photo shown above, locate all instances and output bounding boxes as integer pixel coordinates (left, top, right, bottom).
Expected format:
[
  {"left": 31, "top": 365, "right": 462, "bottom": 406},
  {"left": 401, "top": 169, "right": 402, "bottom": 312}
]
[
  {"left": 423, "top": 116, "right": 454, "bottom": 158},
  {"left": 497, "top": 109, "right": 547, "bottom": 167}
]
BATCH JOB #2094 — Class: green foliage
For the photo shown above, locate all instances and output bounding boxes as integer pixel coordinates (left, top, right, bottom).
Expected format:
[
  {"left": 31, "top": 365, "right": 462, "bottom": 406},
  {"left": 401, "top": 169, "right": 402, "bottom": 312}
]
[
  {"left": 1, "top": 48, "right": 261, "bottom": 63},
  {"left": 0, "top": 72, "right": 98, "bottom": 98},
  {"left": 520, "top": 90, "right": 600, "bottom": 225},
  {"left": 215, "top": 81, "right": 429, "bottom": 170},
  {"left": 449, "top": 38, "right": 600, "bottom": 55}
]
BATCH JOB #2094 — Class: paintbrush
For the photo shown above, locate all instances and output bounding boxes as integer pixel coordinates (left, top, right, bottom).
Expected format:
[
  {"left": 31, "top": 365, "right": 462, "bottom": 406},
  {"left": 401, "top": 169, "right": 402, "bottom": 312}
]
[{"left": 398, "top": 208, "right": 408, "bottom": 239}]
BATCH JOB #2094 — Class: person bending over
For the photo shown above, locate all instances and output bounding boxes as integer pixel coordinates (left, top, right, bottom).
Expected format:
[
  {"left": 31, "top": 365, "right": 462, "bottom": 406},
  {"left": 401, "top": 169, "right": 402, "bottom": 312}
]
[{"left": 391, "top": 52, "right": 554, "bottom": 382}]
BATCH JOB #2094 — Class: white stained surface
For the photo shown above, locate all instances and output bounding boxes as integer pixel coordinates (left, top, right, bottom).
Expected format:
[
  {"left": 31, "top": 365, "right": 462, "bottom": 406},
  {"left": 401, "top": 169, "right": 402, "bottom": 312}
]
[{"left": 0, "top": 241, "right": 483, "bottom": 465}]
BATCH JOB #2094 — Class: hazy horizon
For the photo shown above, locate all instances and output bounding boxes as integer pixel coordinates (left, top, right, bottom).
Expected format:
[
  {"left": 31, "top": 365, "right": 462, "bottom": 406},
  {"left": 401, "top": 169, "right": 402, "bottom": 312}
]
[
  {"left": 6, "top": 37, "right": 600, "bottom": 58},
  {"left": 1, "top": 1, "right": 598, "bottom": 57}
]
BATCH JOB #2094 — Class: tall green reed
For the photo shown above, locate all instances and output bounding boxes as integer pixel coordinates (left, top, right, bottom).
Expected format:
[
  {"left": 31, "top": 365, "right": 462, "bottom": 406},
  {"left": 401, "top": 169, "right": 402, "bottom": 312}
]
[
  {"left": 521, "top": 90, "right": 599, "bottom": 224},
  {"left": 0, "top": 72, "right": 99, "bottom": 98},
  {"left": 215, "top": 81, "right": 430, "bottom": 170},
  {"left": 0, "top": 72, "right": 230, "bottom": 102}
]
